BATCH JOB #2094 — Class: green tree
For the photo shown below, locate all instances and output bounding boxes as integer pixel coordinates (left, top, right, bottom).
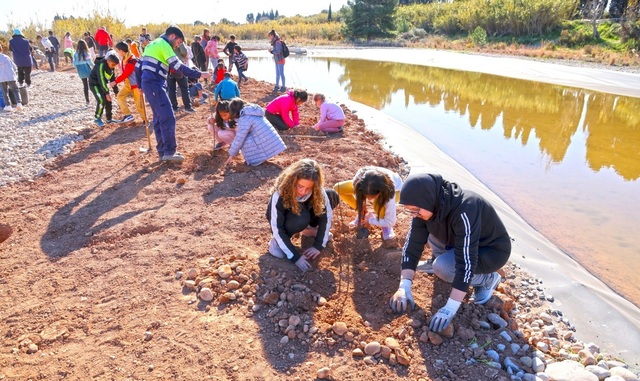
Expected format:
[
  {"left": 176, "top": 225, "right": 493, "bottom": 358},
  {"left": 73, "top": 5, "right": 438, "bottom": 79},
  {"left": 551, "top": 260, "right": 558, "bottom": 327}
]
[
  {"left": 343, "top": 0, "right": 398, "bottom": 41},
  {"left": 328, "top": 4, "right": 333, "bottom": 21},
  {"left": 246, "top": 13, "right": 255, "bottom": 24},
  {"left": 194, "top": 20, "right": 204, "bottom": 26}
]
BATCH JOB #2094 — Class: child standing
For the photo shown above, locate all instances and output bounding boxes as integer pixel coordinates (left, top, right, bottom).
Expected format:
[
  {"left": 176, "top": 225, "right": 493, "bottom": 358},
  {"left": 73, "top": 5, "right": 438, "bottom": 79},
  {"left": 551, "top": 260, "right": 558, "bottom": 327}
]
[
  {"left": 73, "top": 39, "right": 93, "bottom": 105},
  {"left": 232, "top": 45, "right": 249, "bottom": 85},
  {"left": 264, "top": 89, "right": 308, "bottom": 131},
  {"left": 0, "top": 45, "right": 24, "bottom": 111},
  {"left": 312, "top": 93, "right": 345, "bottom": 133},
  {"left": 334, "top": 166, "right": 403, "bottom": 240},
  {"left": 266, "top": 159, "right": 340, "bottom": 271},
  {"left": 111, "top": 42, "right": 145, "bottom": 124},
  {"left": 204, "top": 35, "right": 220, "bottom": 70},
  {"left": 216, "top": 98, "right": 286, "bottom": 166},
  {"left": 88, "top": 54, "right": 119, "bottom": 126},
  {"left": 36, "top": 35, "right": 55, "bottom": 72},
  {"left": 213, "top": 60, "right": 226, "bottom": 85},
  {"left": 222, "top": 35, "right": 237, "bottom": 73}
]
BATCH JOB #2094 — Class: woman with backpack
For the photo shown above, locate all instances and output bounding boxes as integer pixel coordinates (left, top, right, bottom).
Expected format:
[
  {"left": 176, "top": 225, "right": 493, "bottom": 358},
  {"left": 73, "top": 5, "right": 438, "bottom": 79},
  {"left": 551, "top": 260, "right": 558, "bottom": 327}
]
[{"left": 268, "top": 29, "right": 287, "bottom": 93}]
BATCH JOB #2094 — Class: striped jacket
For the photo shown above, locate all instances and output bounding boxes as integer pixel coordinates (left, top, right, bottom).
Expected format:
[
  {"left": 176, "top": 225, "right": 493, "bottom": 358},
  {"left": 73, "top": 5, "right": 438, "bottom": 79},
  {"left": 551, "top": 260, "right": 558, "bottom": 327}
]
[{"left": 228, "top": 104, "right": 286, "bottom": 166}]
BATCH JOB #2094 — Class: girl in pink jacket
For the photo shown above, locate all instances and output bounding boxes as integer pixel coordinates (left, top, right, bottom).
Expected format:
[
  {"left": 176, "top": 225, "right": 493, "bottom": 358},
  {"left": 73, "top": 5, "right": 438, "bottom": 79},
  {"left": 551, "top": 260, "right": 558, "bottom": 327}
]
[
  {"left": 264, "top": 89, "right": 308, "bottom": 131},
  {"left": 205, "top": 35, "right": 220, "bottom": 70}
]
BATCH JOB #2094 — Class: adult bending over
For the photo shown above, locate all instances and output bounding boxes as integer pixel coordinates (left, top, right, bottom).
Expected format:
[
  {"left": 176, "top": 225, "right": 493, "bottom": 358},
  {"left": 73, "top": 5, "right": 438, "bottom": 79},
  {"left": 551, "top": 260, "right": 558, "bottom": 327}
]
[
  {"left": 389, "top": 173, "right": 511, "bottom": 333},
  {"left": 266, "top": 159, "right": 339, "bottom": 271},
  {"left": 216, "top": 98, "right": 287, "bottom": 166}
]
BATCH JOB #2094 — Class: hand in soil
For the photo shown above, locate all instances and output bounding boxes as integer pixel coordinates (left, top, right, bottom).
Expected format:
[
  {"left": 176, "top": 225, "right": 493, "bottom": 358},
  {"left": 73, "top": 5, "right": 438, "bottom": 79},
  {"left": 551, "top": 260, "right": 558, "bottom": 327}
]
[
  {"left": 302, "top": 246, "right": 321, "bottom": 259},
  {"left": 389, "top": 280, "right": 415, "bottom": 313},
  {"left": 295, "top": 256, "right": 312, "bottom": 271}
]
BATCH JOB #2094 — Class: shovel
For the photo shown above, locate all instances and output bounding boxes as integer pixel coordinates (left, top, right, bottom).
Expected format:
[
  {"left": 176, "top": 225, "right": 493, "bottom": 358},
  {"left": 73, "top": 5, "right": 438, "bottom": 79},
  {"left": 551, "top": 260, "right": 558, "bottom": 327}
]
[{"left": 138, "top": 90, "right": 152, "bottom": 153}]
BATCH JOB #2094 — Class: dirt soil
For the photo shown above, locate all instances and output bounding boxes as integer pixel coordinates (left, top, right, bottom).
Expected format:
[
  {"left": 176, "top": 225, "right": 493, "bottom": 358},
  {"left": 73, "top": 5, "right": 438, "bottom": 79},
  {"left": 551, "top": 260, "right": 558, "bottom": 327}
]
[{"left": 0, "top": 76, "right": 556, "bottom": 381}]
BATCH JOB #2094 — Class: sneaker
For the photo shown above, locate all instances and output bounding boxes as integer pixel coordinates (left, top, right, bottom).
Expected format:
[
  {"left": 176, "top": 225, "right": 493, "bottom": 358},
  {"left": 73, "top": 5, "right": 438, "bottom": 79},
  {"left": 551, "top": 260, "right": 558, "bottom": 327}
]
[
  {"left": 94, "top": 118, "right": 105, "bottom": 127},
  {"left": 268, "top": 238, "right": 285, "bottom": 259},
  {"left": 122, "top": 115, "right": 134, "bottom": 123},
  {"left": 3, "top": 106, "right": 13, "bottom": 112},
  {"left": 279, "top": 86, "right": 287, "bottom": 92},
  {"left": 161, "top": 152, "right": 185, "bottom": 163},
  {"left": 381, "top": 226, "right": 396, "bottom": 240},
  {"left": 184, "top": 108, "right": 196, "bottom": 114},
  {"left": 272, "top": 86, "right": 279, "bottom": 92},
  {"left": 106, "top": 119, "right": 120, "bottom": 124},
  {"left": 15, "top": 103, "right": 23, "bottom": 111},
  {"left": 213, "top": 142, "right": 228, "bottom": 151},
  {"left": 416, "top": 258, "right": 435, "bottom": 274},
  {"left": 473, "top": 272, "right": 501, "bottom": 305},
  {"left": 244, "top": 77, "right": 249, "bottom": 83}
]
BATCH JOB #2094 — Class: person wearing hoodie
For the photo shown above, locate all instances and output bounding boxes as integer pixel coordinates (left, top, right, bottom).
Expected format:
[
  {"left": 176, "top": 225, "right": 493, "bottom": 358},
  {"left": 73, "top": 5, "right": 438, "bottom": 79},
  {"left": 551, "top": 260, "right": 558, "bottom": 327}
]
[
  {"left": 266, "top": 158, "right": 339, "bottom": 271},
  {"left": 389, "top": 173, "right": 511, "bottom": 334},
  {"left": 215, "top": 98, "right": 286, "bottom": 166},
  {"left": 8, "top": 29, "right": 33, "bottom": 87},
  {"left": 267, "top": 29, "right": 286, "bottom": 92},
  {"left": 264, "top": 89, "right": 308, "bottom": 131},
  {"left": 72, "top": 39, "right": 93, "bottom": 104}
]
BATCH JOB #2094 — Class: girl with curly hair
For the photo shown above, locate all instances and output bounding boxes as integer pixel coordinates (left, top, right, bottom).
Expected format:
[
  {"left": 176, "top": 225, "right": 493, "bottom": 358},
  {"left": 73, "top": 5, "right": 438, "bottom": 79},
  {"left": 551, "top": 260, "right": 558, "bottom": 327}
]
[
  {"left": 266, "top": 159, "right": 340, "bottom": 271},
  {"left": 334, "top": 166, "right": 403, "bottom": 240}
]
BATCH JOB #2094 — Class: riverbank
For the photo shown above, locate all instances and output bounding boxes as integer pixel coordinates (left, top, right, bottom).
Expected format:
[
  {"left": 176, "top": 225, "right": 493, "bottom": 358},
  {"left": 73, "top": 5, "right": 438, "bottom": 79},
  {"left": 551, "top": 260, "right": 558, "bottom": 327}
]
[{"left": 0, "top": 68, "right": 638, "bottom": 380}]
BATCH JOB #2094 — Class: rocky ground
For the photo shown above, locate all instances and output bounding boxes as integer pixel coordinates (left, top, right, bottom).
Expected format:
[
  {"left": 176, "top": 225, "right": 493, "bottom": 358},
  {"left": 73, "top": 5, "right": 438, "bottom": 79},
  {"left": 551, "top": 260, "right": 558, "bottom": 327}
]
[{"left": 0, "top": 64, "right": 638, "bottom": 381}]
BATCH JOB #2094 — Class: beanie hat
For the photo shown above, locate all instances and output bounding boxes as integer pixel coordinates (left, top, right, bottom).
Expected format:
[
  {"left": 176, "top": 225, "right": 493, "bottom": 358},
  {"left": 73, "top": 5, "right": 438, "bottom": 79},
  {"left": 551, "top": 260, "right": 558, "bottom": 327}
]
[{"left": 14, "top": 29, "right": 22, "bottom": 35}]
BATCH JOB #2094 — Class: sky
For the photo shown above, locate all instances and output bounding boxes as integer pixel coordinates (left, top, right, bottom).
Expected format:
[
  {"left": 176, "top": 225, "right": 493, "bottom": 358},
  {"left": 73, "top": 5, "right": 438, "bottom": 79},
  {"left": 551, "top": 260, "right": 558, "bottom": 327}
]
[{"left": 2, "top": 0, "right": 350, "bottom": 29}]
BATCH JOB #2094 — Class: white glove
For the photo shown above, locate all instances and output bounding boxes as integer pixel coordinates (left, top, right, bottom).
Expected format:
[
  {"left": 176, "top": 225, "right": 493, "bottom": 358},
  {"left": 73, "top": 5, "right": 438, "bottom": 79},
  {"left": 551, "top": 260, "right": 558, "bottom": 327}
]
[
  {"left": 389, "top": 279, "right": 415, "bottom": 313},
  {"left": 429, "top": 298, "right": 461, "bottom": 332}
]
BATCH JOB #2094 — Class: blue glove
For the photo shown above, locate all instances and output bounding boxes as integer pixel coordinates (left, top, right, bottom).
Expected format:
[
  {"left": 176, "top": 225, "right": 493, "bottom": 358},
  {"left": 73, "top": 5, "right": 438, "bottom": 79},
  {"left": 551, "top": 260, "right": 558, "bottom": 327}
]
[
  {"left": 389, "top": 279, "right": 415, "bottom": 313},
  {"left": 429, "top": 298, "right": 461, "bottom": 332}
]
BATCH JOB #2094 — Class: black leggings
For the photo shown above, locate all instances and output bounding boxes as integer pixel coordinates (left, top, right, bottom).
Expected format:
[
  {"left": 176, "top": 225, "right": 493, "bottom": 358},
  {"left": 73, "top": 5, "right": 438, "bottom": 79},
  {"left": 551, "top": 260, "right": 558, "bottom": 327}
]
[
  {"left": 265, "top": 110, "right": 289, "bottom": 131},
  {"left": 81, "top": 78, "right": 89, "bottom": 103}
]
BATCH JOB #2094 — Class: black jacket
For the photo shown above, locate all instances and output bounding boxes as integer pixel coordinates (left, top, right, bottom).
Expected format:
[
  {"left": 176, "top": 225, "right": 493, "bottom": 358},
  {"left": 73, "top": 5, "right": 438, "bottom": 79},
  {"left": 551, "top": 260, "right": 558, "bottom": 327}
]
[
  {"left": 88, "top": 58, "right": 115, "bottom": 92},
  {"left": 400, "top": 173, "right": 511, "bottom": 291}
]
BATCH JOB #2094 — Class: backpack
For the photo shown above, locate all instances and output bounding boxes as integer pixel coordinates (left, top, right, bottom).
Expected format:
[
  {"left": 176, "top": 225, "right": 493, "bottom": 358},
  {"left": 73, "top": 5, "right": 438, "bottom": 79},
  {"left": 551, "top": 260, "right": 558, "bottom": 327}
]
[{"left": 280, "top": 40, "right": 290, "bottom": 58}]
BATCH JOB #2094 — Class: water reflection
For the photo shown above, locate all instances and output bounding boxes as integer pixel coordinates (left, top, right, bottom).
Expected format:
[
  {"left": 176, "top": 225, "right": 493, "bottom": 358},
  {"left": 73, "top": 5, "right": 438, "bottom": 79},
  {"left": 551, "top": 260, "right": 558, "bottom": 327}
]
[{"left": 332, "top": 59, "right": 640, "bottom": 180}]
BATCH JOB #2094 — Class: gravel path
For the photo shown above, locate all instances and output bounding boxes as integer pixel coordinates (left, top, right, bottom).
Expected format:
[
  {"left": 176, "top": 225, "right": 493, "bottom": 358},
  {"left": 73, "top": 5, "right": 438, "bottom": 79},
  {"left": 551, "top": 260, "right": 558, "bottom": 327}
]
[{"left": 0, "top": 70, "right": 91, "bottom": 187}]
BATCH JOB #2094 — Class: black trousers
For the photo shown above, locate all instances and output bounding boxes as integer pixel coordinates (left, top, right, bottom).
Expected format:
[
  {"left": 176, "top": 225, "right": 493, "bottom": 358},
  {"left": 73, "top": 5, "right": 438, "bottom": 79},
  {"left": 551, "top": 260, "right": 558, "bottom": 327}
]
[
  {"left": 265, "top": 110, "right": 289, "bottom": 131},
  {"left": 17, "top": 66, "right": 32, "bottom": 86},
  {"left": 167, "top": 75, "right": 191, "bottom": 110},
  {"left": 90, "top": 85, "right": 112, "bottom": 120},
  {"left": 81, "top": 78, "right": 90, "bottom": 103}
]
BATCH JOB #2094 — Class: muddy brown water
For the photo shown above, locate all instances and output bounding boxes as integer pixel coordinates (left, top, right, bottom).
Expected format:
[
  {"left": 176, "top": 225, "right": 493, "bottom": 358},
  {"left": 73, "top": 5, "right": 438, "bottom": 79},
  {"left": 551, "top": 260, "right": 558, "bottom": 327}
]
[{"left": 243, "top": 52, "right": 640, "bottom": 308}]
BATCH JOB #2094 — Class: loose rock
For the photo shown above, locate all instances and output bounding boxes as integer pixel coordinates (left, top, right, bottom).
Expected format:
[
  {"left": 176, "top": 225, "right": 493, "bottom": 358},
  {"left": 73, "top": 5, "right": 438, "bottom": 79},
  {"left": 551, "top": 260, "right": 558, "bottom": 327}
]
[{"left": 332, "top": 322, "right": 348, "bottom": 336}]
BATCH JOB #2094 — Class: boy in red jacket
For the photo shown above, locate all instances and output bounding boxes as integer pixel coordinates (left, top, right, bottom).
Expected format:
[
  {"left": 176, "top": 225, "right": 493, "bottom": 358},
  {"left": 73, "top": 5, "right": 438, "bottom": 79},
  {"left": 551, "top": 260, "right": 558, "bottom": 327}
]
[{"left": 110, "top": 42, "right": 145, "bottom": 125}]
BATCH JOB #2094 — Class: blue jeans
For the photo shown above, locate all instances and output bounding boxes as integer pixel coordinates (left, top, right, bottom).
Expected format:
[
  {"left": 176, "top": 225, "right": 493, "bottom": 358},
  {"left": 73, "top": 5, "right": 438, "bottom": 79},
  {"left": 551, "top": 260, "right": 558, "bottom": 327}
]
[
  {"left": 275, "top": 62, "right": 285, "bottom": 87},
  {"left": 97, "top": 44, "right": 109, "bottom": 57},
  {"left": 429, "top": 235, "right": 509, "bottom": 286},
  {"left": 237, "top": 67, "right": 248, "bottom": 82},
  {"left": 142, "top": 77, "right": 176, "bottom": 158}
]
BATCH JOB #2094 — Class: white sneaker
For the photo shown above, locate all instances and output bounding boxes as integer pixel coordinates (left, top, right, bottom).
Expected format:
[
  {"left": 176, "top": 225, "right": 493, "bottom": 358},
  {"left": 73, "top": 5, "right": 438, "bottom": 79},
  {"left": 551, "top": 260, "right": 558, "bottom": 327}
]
[
  {"left": 473, "top": 272, "right": 501, "bottom": 305},
  {"left": 3, "top": 106, "right": 13, "bottom": 112},
  {"left": 15, "top": 103, "right": 23, "bottom": 111},
  {"left": 268, "top": 238, "right": 285, "bottom": 258}
]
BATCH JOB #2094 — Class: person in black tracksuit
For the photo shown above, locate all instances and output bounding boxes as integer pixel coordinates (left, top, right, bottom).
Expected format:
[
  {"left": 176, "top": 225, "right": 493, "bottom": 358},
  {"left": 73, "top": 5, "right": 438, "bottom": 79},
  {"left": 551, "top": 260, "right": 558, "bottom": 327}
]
[
  {"left": 266, "top": 159, "right": 339, "bottom": 272},
  {"left": 389, "top": 173, "right": 511, "bottom": 333},
  {"left": 89, "top": 55, "right": 119, "bottom": 126}
]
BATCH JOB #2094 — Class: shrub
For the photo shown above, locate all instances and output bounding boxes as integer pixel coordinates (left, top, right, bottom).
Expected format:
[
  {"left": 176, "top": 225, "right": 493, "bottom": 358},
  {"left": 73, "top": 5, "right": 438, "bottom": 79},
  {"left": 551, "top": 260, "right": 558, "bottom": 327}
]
[{"left": 470, "top": 26, "right": 487, "bottom": 47}]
